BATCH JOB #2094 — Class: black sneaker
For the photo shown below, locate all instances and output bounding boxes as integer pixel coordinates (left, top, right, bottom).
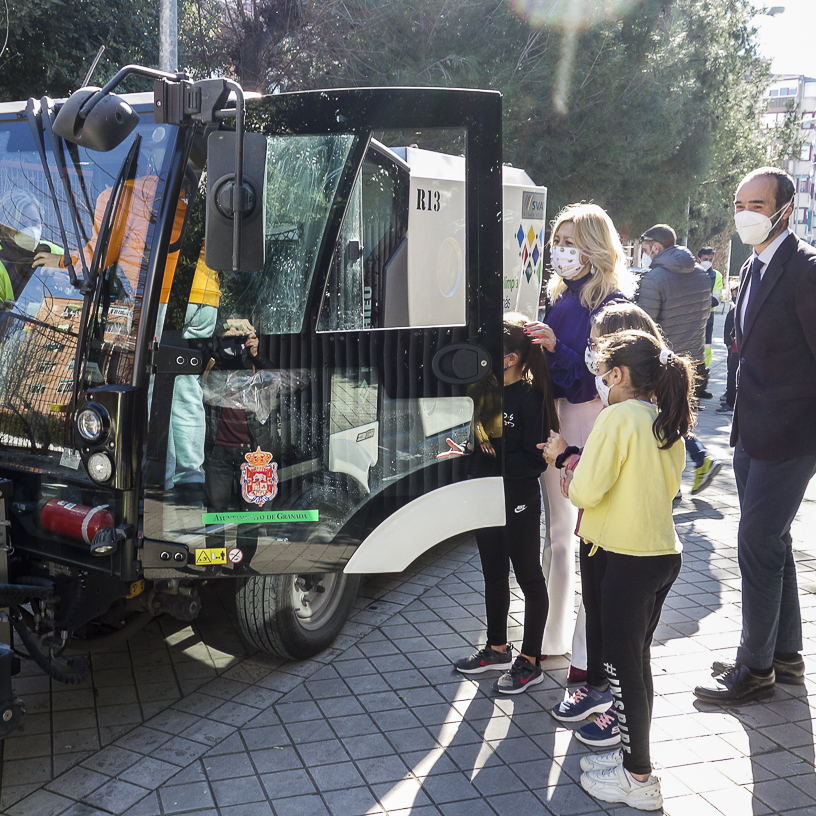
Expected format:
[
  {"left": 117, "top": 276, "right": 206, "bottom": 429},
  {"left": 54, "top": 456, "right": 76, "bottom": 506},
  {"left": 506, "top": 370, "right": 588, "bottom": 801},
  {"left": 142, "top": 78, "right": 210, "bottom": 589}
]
[
  {"left": 454, "top": 644, "right": 514, "bottom": 674},
  {"left": 493, "top": 655, "right": 544, "bottom": 694}
]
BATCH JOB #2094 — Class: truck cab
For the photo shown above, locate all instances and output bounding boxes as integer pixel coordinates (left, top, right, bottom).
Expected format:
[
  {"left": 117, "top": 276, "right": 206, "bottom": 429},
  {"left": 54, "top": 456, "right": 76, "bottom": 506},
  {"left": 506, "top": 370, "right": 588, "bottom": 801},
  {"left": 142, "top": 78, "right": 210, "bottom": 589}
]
[{"left": 0, "top": 72, "right": 546, "bottom": 670}]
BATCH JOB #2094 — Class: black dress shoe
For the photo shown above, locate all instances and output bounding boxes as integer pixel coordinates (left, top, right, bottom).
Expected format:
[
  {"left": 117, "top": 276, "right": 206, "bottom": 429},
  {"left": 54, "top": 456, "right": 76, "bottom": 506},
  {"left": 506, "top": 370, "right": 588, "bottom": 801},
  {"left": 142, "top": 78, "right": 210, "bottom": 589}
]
[
  {"left": 694, "top": 663, "right": 775, "bottom": 704},
  {"left": 772, "top": 654, "right": 805, "bottom": 685},
  {"left": 712, "top": 655, "right": 805, "bottom": 686}
]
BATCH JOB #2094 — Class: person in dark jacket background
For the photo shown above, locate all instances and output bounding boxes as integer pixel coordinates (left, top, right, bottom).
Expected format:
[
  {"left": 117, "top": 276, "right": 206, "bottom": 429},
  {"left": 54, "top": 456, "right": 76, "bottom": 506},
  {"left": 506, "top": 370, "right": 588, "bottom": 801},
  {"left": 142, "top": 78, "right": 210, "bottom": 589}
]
[{"left": 636, "top": 224, "right": 722, "bottom": 495}]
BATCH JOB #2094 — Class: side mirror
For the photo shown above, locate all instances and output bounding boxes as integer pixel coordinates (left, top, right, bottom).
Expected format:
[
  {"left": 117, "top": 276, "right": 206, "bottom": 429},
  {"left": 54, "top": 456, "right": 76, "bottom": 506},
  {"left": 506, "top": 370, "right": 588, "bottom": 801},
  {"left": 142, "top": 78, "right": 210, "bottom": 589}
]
[
  {"left": 205, "top": 131, "right": 268, "bottom": 272},
  {"left": 53, "top": 87, "right": 139, "bottom": 152}
]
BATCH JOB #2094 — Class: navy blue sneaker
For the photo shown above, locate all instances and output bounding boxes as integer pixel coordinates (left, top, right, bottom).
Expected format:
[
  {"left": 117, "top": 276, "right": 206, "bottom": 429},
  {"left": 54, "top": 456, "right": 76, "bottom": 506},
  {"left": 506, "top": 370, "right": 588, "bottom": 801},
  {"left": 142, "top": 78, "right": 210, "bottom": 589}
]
[
  {"left": 576, "top": 707, "right": 621, "bottom": 747},
  {"left": 551, "top": 685, "right": 613, "bottom": 723}
]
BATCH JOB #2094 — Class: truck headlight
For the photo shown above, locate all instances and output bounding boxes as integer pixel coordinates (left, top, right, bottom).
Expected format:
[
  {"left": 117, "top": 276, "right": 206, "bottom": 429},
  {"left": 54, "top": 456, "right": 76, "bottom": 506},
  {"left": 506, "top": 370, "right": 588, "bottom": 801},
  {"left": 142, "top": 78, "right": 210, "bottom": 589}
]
[
  {"left": 87, "top": 452, "right": 113, "bottom": 483},
  {"left": 76, "top": 405, "right": 108, "bottom": 442}
]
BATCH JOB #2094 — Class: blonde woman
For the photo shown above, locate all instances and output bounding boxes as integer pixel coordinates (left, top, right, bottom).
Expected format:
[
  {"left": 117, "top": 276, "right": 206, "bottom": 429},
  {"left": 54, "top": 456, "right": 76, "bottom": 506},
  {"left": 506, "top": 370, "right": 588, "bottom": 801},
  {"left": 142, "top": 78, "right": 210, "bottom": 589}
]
[{"left": 525, "top": 203, "right": 635, "bottom": 678}]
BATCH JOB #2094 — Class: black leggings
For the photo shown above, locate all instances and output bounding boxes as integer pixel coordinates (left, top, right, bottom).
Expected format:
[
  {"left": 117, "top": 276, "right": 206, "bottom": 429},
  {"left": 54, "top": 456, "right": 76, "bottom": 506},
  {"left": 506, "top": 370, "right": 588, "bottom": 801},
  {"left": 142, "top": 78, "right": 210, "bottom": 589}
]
[
  {"left": 475, "top": 477, "right": 548, "bottom": 658},
  {"left": 594, "top": 550, "right": 681, "bottom": 775},
  {"left": 581, "top": 539, "right": 608, "bottom": 689}
]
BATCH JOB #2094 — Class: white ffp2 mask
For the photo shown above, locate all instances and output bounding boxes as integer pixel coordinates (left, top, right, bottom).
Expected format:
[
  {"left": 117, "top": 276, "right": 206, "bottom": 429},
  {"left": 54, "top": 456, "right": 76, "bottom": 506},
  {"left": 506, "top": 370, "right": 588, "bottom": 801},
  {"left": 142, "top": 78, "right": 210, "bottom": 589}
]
[{"left": 735, "top": 198, "right": 793, "bottom": 246}]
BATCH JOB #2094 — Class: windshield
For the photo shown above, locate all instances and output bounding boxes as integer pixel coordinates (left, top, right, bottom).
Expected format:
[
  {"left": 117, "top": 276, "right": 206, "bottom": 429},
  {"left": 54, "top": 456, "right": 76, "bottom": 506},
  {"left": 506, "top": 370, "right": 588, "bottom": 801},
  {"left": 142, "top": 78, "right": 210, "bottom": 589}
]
[{"left": 0, "top": 113, "right": 179, "bottom": 461}]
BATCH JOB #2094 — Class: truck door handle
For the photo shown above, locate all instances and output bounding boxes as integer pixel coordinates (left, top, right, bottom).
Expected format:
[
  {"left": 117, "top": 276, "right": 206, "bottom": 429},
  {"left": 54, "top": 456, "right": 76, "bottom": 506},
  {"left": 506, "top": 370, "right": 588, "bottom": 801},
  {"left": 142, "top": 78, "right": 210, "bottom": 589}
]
[{"left": 432, "top": 343, "right": 492, "bottom": 385}]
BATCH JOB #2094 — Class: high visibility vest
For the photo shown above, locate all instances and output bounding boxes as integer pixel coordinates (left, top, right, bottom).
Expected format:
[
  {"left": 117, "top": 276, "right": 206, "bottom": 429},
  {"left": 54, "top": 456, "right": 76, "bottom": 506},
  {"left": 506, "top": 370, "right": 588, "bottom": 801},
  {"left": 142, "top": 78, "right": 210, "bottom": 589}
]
[{"left": 0, "top": 240, "right": 63, "bottom": 309}]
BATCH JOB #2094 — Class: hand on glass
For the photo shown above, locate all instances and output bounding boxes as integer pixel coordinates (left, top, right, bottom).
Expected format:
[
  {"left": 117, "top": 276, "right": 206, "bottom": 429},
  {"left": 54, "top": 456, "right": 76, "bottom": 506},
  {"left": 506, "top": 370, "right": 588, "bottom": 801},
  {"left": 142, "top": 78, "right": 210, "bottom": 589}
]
[
  {"left": 524, "top": 321, "right": 556, "bottom": 352},
  {"left": 437, "top": 438, "right": 466, "bottom": 459}
]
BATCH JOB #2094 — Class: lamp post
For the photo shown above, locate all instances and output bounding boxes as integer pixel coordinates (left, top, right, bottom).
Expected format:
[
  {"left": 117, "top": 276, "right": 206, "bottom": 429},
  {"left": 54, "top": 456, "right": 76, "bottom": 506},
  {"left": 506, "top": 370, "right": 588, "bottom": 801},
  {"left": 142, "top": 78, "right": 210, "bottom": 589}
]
[{"left": 159, "top": 0, "right": 178, "bottom": 73}]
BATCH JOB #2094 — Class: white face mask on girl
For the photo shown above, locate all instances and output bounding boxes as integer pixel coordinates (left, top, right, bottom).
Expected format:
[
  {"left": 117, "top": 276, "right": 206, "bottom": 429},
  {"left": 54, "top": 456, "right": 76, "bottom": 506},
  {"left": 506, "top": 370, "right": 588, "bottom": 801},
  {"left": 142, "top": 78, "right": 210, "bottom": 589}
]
[
  {"left": 585, "top": 345, "right": 600, "bottom": 375},
  {"left": 551, "top": 245, "right": 587, "bottom": 279},
  {"left": 595, "top": 373, "right": 612, "bottom": 406}
]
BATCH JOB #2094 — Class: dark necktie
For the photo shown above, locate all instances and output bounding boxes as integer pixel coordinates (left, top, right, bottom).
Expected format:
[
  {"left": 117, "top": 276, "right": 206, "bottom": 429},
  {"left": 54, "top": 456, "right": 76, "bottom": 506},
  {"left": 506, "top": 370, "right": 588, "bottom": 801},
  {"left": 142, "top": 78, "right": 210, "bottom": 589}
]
[
  {"left": 747, "top": 255, "right": 763, "bottom": 305},
  {"left": 742, "top": 255, "right": 763, "bottom": 329}
]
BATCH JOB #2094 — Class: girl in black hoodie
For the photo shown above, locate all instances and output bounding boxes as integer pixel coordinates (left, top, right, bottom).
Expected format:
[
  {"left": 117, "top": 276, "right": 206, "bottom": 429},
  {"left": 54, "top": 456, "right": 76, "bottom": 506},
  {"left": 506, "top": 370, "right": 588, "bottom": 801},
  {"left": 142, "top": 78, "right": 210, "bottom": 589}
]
[{"left": 453, "top": 313, "right": 559, "bottom": 694}]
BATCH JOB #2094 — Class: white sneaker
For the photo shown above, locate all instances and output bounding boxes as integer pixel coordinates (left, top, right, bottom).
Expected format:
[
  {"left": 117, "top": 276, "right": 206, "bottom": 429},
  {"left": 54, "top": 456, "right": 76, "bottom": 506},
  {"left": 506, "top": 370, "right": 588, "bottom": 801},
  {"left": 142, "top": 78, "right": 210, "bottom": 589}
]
[
  {"left": 580, "top": 763, "right": 663, "bottom": 811},
  {"left": 580, "top": 747, "right": 623, "bottom": 772}
]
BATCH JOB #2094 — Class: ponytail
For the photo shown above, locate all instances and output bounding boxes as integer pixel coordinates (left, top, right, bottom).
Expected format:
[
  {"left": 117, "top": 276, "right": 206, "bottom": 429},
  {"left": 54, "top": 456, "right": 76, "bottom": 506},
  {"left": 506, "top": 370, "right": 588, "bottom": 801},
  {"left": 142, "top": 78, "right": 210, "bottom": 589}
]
[
  {"left": 596, "top": 330, "right": 695, "bottom": 449},
  {"left": 503, "top": 312, "right": 560, "bottom": 435},
  {"left": 652, "top": 349, "right": 696, "bottom": 448}
]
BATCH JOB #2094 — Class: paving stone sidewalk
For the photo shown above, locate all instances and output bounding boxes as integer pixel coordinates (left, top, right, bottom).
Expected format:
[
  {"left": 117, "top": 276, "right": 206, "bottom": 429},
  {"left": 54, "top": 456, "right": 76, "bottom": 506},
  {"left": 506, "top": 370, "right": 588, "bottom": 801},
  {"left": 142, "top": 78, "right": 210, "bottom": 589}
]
[{"left": 2, "top": 317, "right": 816, "bottom": 816}]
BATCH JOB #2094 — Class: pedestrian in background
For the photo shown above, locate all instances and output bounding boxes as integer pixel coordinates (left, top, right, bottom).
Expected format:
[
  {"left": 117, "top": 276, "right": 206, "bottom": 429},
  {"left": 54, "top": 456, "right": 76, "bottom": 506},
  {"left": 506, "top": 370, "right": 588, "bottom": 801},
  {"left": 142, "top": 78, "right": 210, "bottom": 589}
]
[
  {"left": 637, "top": 224, "right": 721, "bottom": 495},
  {"left": 716, "top": 278, "right": 741, "bottom": 415},
  {"left": 697, "top": 245, "right": 723, "bottom": 376}
]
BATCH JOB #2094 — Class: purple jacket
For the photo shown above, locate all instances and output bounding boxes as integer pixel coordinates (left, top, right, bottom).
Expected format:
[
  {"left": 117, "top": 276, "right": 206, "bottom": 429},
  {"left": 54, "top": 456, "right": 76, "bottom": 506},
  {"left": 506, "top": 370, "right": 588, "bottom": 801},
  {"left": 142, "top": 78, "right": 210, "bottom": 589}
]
[{"left": 546, "top": 276, "right": 628, "bottom": 403}]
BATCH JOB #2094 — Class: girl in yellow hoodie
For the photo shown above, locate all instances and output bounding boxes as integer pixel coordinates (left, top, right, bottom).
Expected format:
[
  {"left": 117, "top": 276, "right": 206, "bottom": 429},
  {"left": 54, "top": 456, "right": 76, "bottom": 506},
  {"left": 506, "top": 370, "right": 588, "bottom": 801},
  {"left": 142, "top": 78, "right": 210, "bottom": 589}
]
[{"left": 565, "top": 330, "right": 694, "bottom": 812}]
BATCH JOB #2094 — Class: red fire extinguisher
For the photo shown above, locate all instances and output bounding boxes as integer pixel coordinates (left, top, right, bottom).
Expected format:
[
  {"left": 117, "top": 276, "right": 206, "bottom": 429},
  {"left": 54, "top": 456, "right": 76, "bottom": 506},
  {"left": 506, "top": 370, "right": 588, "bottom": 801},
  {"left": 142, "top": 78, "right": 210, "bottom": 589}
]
[{"left": 39, "top": 500, "right": 115, "bottom": 545}]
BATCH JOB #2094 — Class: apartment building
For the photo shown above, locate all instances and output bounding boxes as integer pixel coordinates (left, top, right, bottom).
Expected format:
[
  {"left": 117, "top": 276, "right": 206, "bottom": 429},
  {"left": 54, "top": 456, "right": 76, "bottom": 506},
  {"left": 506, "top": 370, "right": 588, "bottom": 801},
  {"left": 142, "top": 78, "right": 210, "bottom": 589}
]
[{"left": 761, "top": 74, "right": 816, "bottom": 243}]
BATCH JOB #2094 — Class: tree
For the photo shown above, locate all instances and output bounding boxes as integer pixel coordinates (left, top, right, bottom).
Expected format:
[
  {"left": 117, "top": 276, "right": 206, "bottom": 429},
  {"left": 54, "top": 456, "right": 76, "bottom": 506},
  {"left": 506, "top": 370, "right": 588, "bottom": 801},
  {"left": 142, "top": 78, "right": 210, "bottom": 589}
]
[
  {"left": 0, "top": 0, "right": 161, "bottom": 100},
  {"left": 177, "top": 0, "right": 793, "bottom": 246},
  {"left": 178, "top": 0, "right": 355, "bottom": 92}
]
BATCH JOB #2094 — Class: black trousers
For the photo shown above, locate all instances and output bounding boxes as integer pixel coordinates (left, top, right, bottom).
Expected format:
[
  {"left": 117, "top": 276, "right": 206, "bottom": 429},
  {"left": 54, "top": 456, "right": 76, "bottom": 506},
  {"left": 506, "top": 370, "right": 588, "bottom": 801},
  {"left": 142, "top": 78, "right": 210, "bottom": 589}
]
[
  {"left": 733, "top": 441, "right": 816, "bottom": 668},
  {"left": 596, "top": 550, "right": 681, "bottom": 775},
  {"left": 475, "top": 477, "right": 548, "bottom": 658},
  {"left": 580, "top": 540, "right": 607, "bottom": 689}
]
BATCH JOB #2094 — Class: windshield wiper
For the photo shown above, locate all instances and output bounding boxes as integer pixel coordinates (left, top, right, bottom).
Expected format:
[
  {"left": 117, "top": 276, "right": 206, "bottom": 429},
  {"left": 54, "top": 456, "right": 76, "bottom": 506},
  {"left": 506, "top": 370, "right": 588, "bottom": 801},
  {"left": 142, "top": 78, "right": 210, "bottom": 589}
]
[
  {"left": 70, "top": 135, "right": 141, "bottom": 424},
  {"left": 25, "top": 97, "right": 93, "bottom": 294}
]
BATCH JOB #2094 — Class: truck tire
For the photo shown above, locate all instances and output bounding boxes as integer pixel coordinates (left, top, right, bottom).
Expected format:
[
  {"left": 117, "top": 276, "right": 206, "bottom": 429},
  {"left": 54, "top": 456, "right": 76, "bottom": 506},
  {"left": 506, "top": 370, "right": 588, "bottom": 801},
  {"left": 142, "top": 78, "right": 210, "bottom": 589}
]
[{"left": 235, "top": 571, "right": 360, "bottom": 659}]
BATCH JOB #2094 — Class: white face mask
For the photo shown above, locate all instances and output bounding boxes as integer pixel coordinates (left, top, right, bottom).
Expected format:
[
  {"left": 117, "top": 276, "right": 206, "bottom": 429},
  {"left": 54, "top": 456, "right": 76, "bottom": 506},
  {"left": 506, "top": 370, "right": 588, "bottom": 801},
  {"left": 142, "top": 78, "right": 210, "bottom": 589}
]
[
  {"left": 700, "top": 260, "right": 713, "bottom": 271},
  {"left": 639, "top": 252, "right": 652, "bottom": 269},
  {"left": 734, "top": 198, "right": 793, "bottom": 246},
  {"left": 585, "top": 345, "right": 600, "bottom": 375},
  {"left": 14, "top": 227, "right": 41, "bottom": 253},
  {"left": 551, "top": 245, "right": 586, "bottom": 279},
  {"left": 595, "top": 373, "right": 612, "bottom": 406}
]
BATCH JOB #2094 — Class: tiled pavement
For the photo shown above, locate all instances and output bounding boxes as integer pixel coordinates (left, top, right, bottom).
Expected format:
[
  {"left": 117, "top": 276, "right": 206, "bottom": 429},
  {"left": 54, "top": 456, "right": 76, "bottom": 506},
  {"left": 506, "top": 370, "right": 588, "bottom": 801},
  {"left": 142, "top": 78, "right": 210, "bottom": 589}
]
[{"left": 2, "top": 316, "right": 816, "bottom": 816}]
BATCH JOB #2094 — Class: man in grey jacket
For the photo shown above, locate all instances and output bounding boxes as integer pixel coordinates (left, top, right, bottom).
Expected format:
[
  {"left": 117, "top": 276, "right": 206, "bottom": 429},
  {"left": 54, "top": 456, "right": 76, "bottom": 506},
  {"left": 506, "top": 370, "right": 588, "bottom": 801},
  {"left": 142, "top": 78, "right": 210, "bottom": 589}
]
[{"left": 637, "top": 224, "right": 722, "bottom": 494}]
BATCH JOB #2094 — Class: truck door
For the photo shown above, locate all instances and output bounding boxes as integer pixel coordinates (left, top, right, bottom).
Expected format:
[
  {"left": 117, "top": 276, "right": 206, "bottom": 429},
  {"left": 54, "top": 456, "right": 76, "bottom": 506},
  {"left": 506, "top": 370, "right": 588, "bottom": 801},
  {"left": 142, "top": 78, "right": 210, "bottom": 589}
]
[{"left": 143, "top": 88, "right": 505, "bottom": 578}]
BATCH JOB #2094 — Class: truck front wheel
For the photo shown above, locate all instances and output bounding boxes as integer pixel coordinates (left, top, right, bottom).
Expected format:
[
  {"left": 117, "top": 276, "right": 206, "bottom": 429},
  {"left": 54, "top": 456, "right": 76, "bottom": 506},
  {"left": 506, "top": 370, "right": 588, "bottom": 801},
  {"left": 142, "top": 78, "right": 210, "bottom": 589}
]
[{"left": 235, "top": 572, "right": 360, "bottom": 659}]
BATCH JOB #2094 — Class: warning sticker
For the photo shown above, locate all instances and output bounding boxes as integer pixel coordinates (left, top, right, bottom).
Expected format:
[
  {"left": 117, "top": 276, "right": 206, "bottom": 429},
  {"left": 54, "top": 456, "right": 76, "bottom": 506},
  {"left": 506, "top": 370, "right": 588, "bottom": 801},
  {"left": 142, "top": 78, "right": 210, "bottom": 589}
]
[
  {"left": 194, "top": 548, "right": 227, "bottom": 565},
  {"left": 228, "top": 548, "right": 243, "bottom": 564},
  {"left": 202, "top": 510, "right": 319, "bottom": 525}
]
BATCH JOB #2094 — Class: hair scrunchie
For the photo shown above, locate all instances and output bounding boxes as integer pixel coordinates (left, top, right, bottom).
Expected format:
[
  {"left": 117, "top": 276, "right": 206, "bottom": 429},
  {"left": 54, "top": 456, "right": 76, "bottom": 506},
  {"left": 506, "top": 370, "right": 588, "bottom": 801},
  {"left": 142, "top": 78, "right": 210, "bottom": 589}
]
[{"left": 659, "top": 348, "right": 673, "bottom": 365}]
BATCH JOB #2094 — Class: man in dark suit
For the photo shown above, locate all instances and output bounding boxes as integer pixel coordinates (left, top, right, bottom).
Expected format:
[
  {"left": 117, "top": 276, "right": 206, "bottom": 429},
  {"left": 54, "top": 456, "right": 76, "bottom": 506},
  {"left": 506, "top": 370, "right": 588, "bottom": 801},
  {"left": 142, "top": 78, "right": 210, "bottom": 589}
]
[{"left": 695, "top": 167, "right": 816, "bottom": 704}]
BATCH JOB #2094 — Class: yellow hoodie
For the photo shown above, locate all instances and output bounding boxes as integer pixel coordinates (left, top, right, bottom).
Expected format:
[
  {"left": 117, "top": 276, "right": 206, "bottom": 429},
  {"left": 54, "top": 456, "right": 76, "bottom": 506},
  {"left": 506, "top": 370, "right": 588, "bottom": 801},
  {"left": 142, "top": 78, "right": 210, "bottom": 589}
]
[{"left": 568, "top": 399, "right": 684, "bottom": 556}]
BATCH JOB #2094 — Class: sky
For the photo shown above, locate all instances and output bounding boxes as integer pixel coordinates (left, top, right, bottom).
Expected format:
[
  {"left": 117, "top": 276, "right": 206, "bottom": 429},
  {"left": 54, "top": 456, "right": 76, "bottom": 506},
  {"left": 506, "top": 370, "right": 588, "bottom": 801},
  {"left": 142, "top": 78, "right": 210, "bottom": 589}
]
[{"left": 752, "top": 1, "right": 816, "bottom": 78}]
